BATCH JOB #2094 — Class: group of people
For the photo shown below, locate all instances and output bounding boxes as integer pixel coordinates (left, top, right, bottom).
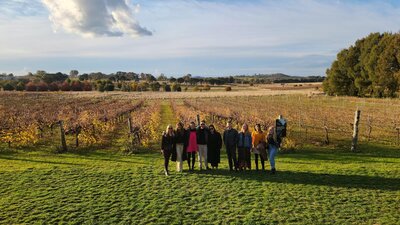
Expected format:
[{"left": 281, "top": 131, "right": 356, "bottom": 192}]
[{"left": 160, "top": 116, "right": 287, "bottom": 176}]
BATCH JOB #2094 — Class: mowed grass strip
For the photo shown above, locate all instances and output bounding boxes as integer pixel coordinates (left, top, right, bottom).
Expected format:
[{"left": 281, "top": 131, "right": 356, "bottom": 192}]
[{"left": 0, "top": 101, "right": 399, "bottom": 224}]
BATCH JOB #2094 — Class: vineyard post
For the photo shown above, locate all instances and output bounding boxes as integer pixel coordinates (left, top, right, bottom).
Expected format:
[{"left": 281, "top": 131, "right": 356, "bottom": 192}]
[
  {"left": 128, "top": 117, "right": 133, "bottom": 134},
  {"left": 298, "top": 111, "right": 302, "bottom": 139},
  {"left": 196, "top": 114, "right": 200, "bottom": 126},
  {"left": 127, "top": 117, "right": 135, "bottom": 145},
  {"left": 367, "top": 115, "right": 372, "bottom": 142},
  {"left": 58, "top": 120, "right": 68, "bottom": 153},
  {"left": 396, "top": 127, "right": 400, "bottom": 145},
  {"left": 351, "top": 109, "right": 361, "bottom": 152},
  {"left": 323, "top": 120, "right": 329, "bottom": 145},
  {"left": 75, "top": 126, "right": 81, "bottom": 148}
]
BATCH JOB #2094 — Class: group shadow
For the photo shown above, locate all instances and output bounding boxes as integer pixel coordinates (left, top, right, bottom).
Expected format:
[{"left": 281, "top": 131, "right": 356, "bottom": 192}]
[{"left": 186, "top": 168, "right": 400, "bottom": 191}]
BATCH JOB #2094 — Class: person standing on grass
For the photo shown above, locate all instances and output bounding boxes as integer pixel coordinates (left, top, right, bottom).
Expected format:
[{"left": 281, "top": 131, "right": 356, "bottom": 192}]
[
  {"left": 223, "top": 121, "right": 238, "bottom": 171},
  {"left": 186, "top": 121, "right": 198, "bottom": 171},
  {"left": 251, "top": 124, "right": 266, "bottom": 171},
  {"left": 237, "top": 123, "right": 252, "bottom": 170},
  {"left": 207, "top": 124, "right": 222, "bottom": 169},
  {"left": 197, "top": 120, "right": 209, "bottom": 170},
  {"left": 266, "top": 115, "right": 287, "bottom": 174},
  {"left": 161, "top": 125, "right": 175, "bottom": 176},
  {"left": 174, "top": 122, "right": 187, "bottom": 172},
  {"left": 266, "top": 125, "right": 279, "bottom": 174}
]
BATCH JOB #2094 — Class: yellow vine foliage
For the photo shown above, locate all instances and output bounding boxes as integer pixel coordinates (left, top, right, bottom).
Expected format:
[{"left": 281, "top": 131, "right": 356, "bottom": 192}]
[
  {"left": 141, "top": 106, "right": 161, "bottom": 147},
  {"left": 0, "top": 125, "right": 39, "bottom": 147}
]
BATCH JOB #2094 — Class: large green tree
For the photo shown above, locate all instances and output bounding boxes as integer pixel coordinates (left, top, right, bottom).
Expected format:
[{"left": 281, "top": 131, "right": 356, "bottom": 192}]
[{"left": 324, "top": 32, "right": 400, "bottom": 97}]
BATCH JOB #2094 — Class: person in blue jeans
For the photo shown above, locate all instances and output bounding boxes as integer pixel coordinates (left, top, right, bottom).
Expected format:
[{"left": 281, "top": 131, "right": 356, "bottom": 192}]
[
  {"left": 266, "top": 126, "right": 279, "bottom": 174},
  {"left": 267, "top": 115, "right": 287, "bottom": 174}
]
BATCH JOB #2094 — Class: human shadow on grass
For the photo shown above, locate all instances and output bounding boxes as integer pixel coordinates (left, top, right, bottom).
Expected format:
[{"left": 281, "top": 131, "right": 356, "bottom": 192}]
[{"left": 188, "top": 169, "right": 400, "bottom": 191}]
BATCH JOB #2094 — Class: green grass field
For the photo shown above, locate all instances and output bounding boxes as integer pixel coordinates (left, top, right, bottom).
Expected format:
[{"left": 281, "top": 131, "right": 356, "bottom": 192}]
[{"left": 0, "top": 101, "right": 399, "bottom": 224}]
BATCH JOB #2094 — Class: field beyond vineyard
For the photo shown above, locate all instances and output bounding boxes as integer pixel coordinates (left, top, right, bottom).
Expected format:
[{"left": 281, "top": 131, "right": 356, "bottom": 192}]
[{"left": 0, "top": 91, "right": 399, "bottom": 224}]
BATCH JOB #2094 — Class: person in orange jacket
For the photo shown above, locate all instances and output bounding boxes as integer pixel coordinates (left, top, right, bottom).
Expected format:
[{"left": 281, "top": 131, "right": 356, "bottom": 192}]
[{"left": 251, "top": 124, "right": 267, "bottom": 171}]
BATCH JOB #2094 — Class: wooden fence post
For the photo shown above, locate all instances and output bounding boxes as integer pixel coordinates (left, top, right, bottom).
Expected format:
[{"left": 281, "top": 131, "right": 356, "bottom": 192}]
[
  {"left": 59, "top": 120, "right": 68, "bottom": 153},
  {"left": 351, "top": 110, "right": 361, "bottom": 152},
  {"left": 396, "top": 127, "right": 400, "bottom": 146},
  {"left": 128, "top": 117, "right": 133, "bottom": 134},
  {"left": 367, "top": 115, "right": 372, "bottom": 142}
]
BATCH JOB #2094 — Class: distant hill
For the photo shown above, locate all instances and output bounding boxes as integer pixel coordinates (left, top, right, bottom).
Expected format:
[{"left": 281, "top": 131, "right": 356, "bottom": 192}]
[{"left": 234, "top": 73, "right": 324, "bottom": 83}]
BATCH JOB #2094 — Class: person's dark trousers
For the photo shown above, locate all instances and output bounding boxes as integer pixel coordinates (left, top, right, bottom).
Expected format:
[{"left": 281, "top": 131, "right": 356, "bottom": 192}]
[
  {"left": 254, "top": 154, "right": 265, "bottom": 171},
  {"left": 163, "top": 149, "right": 172, "bottom": 172},
  {"left": 238, "top": 147, "right": 245, "bottom": 170},
  {"left": 187, "top": 152, "right": 196, "bottom": 170},
  {"left": 226, "top": 145, "right": 237, "bottom": 171},
  {"left": 244, "top": 148, "right": 251, "bottom": 170}
]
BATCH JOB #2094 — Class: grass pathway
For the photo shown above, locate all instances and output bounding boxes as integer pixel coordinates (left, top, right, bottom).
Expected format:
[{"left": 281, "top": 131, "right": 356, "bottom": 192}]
[{"left": 158, "top": 100, "right": 177, "bottom": 132}]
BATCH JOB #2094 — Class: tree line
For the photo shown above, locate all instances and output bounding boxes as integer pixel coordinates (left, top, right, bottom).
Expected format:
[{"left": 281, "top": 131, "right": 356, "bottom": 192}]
[
  {"left": 323, "top": 32, "right": 400, "bottom": 98},
  {"left": 0, "top": 69, "right": 324, "bottom": 92}
]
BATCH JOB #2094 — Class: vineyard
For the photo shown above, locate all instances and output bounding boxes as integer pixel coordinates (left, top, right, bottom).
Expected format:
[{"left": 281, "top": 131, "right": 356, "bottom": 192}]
[
  {"left": 1, "top": 92, "right": 400, "bottom": 151},
  {"left": 0, "top": 92, "right": 161, "bottom": 152},
  {"left": 180, "top": 95, "right": 400, "bottom": 148}
]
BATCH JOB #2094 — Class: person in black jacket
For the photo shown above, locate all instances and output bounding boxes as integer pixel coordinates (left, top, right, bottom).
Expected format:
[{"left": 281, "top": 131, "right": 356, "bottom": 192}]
[
  {"left": 161, "top": 124, "right": 175, "bottom": 176},
  {"left": 207, "top": 124, "right": 222, "bottom": 169},
  {"left": 174, "top": 122, "right": 187, "bottom": 172},
  {"left": 223, "top": 121, "right": 238, "bottom": 171},
  {"left": 197, "top": 120, "right": 209, "bottom": 170}
]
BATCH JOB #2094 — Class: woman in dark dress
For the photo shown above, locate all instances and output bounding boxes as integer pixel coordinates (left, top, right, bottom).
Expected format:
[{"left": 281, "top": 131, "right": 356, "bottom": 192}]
[
  {"left": 161, "top": 124, "right": 175, "bottom": 176},
  {"left": 207, "top": 124, "right": 222, "bottom": 169}
]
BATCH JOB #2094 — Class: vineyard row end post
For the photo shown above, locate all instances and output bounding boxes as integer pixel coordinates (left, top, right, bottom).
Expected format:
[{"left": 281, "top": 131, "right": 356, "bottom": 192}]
[
  {"left": 59, "top": 120, "right": 68, "bottom": 153},
  {"left": 351, "top": 110, "right": 361, "bottom": 152}
]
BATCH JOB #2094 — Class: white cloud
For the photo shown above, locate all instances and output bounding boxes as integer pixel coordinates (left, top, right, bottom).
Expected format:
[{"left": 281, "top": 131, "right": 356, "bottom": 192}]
[{"left": 41, "top": 0, "right": 152, "bottom": 38}]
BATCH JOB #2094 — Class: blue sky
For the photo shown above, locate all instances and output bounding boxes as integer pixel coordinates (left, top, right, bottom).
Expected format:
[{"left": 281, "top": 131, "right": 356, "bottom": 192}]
[{"left": 0, "top": 0, "right": 400, "bottom": 77}]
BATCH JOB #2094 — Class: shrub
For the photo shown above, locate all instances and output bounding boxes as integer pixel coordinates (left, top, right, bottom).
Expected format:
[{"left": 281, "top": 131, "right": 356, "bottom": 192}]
[
  {"left": 25, "top": 82, "right": 36, "bottom": 91},
  {"left": 71, "top": 81, "right": 83, "bottom": 91},
  {"left": 104, "top": 83, "right": 114, "bottom": 92},
  {"left": 36, "top": 81, "right": 48, "bottom": 91},
  {"left": 48, "top": 82, "right": 60, "bottom": 91},
  {"left": 164, "top": 84, "right": 171, "bottom": 92},
  {"left": 59, "top": 81, "right": 71, "bottom": 91},
  {"left": 150, "top": 82, "right": 161, "bottom": 91},
  {"left": 83, "top": 81, "right": 92, "bottom": 91},
  {"left": 203, "top": 84, "right": 211, "bottom": 91},
  {"left": 3, "top": 83, "right": 15, "bottom": 91},
  {"left": 16, "top": 82, "right": 25, "bottom": 91},
  {"left": 171, "top": 83, "right": 180, "bottom": 92}
]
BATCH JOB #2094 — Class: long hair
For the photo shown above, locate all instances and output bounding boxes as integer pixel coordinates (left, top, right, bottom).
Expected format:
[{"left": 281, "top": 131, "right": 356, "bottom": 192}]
[
  {"left": 241, "top": 123, "right": 250, "bottom": 135},
  {"left": 254, "top": 123, "right": 262, "bottom": 133},
  {"left": 165, "top": 124, "right": 175, "bottom": 136},
  {"left": 176, "top": 122, "right": 185, "bottom": 135}
]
